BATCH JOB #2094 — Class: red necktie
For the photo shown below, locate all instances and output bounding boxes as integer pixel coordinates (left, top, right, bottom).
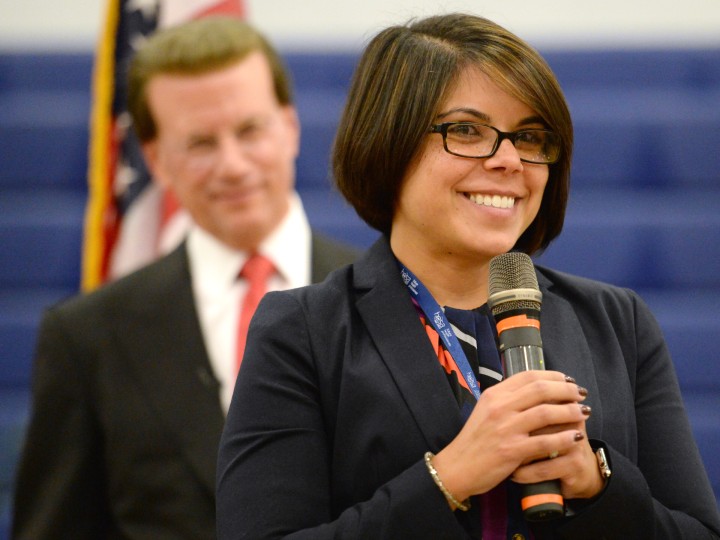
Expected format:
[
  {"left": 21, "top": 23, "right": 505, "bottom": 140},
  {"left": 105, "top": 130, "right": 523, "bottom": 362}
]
[{"left": 236, "top": 253, "right": 275, "bottom": 372}]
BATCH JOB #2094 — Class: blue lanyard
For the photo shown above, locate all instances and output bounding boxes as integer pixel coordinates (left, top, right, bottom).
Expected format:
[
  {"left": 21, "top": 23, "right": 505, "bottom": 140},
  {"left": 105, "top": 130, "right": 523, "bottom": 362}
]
[{"left": 399, "top": 263, "right": 482, "bottom": 400}]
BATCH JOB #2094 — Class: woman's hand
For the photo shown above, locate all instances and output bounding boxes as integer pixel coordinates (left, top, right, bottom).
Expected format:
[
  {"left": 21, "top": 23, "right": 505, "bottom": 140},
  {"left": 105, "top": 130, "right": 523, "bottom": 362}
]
[
  {"left": 511, "top": 423, "right": 606, "bottom": 500},
  {"left": 430, "top": 370, "right": 589, "bottom": 505}
]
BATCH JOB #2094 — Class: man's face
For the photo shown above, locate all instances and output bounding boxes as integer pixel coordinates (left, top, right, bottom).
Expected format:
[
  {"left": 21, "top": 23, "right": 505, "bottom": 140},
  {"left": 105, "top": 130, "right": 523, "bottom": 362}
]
[{"left": 142, "top": 51, "right": 300, "bottom": 251}]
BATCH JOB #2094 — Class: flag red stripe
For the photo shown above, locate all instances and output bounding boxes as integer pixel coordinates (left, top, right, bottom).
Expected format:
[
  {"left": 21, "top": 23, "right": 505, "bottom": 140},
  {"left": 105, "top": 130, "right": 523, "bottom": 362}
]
[{"left": 193, "top": 0, "right": 246, "bottom": 19}]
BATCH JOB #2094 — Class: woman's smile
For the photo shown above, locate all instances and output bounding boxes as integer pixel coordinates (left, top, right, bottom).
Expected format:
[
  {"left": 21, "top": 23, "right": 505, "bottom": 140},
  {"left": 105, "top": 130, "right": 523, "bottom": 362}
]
[{"left": 464, "top": 192, "right": 515, "bottom": 209}]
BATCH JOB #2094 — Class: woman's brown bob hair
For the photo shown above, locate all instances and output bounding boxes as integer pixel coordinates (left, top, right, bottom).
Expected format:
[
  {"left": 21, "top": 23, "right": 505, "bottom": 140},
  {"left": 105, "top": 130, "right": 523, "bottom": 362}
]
[
  {"left": 333, "top": 13, "right": 573, "bottom": 255},
  {"left": 128, "top": 16, "right": 293, "bottom": 143}
]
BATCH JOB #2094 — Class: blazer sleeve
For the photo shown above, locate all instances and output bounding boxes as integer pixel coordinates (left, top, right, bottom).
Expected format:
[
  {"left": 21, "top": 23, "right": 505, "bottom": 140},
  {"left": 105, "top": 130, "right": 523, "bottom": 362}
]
[
  {"left": 216, "top": 291, "right": 472, "bottom": 539},
  {"left": 555, "top": 289, "right": 720, "bottom": 539},
  {"left": 12, "top": 306, "right": 111, "bottom": 539}
]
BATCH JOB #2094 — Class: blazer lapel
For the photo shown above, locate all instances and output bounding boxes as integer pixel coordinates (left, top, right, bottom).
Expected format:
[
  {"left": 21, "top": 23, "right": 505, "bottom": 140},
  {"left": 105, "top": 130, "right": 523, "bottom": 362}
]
[
  {"left": 538, "top": 271, "right": 603, "bottom": 436},
  {"left": 353, "top": 238, "right": 464, "bottom": 451},
  {"left": 112, "top": 245, "right": 225, "bottom": 495}
]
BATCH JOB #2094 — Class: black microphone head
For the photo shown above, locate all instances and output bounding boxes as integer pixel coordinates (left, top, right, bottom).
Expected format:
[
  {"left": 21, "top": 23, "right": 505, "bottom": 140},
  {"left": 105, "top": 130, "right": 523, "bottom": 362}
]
[{"left": 488, "top": 252, "right": 542, "bottom": 317}]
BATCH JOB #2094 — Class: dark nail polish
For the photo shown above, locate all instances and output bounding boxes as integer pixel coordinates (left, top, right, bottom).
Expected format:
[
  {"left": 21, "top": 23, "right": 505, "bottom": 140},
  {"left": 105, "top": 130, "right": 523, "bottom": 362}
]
[
  {"left": 580, "top": 405, "right": 592, "bottom": 416},
  {"left": 574, "top": 431, "right": 585, "bottom": 442},
  {"left": 577, "top": 386, "right": 588, "bottom": 397},
  {"left": 564, "top": 375, "right": 576, "bottom": 384}
]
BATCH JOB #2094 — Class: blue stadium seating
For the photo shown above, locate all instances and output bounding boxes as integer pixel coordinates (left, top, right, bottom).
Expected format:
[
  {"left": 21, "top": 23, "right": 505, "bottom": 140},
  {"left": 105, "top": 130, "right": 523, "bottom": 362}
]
[{"left": 1, "top": 47, "right": 719, "bottom": 535}]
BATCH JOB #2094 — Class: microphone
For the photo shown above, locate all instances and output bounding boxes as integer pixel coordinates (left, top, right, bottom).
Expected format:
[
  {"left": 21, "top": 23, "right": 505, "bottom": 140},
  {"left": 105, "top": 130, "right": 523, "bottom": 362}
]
[{"left": 487, "top": 252, "right": 564, "bottom": 522}]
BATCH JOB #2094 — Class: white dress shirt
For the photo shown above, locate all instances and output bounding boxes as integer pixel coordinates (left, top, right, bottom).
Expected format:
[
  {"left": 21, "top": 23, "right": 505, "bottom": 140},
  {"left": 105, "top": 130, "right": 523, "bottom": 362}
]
[{"left": 187, "top": 193, "right": 312, "bottom": 413}]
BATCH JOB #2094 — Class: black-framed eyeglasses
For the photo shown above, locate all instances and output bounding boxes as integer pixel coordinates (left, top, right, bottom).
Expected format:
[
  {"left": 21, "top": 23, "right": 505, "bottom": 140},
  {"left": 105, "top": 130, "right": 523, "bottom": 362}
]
[{"left": 429, "top": 122, "right": 561, "bottom": 164}]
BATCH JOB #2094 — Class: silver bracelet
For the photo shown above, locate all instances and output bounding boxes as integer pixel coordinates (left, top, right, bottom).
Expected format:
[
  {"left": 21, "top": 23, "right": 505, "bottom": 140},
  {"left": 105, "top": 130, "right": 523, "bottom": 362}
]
[
  {"left": 595, "top": 447, "right": 612, "bottom": 479},
  {"left": 424, "top": 452, "right": 470, "bottom": 512}
]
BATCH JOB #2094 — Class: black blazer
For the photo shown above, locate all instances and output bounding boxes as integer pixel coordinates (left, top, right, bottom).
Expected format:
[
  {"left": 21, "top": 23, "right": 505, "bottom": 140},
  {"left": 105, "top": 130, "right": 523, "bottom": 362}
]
[
  {"left": 217, "top": 237, "right": 720, "bottom": 539},
  {"left": 12, "top": 233, "right": 359, "bottom": 540}
]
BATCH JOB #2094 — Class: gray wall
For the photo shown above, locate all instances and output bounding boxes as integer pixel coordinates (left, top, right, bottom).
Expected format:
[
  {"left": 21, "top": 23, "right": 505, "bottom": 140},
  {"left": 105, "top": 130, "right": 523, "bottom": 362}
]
[{"left": 1, "top": 0, "right": 719, "bottom": 51}]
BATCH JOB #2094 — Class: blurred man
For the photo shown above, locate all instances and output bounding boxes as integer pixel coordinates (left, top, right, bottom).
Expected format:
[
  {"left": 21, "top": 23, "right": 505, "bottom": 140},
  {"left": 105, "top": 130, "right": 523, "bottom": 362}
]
[{"left": 12, "top": 17, "right": 358, "bottom": 539}]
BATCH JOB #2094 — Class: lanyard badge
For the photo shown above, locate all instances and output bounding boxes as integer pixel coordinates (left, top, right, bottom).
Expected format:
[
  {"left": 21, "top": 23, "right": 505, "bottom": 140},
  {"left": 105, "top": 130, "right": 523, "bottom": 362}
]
[{"left": 399, "top": 264, "right": 481, "bottom": 400}]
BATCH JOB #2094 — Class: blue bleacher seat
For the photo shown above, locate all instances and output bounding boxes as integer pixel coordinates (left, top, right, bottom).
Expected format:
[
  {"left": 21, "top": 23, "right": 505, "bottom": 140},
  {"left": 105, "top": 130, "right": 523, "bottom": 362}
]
[
  {"left": 0, "top": 52, "right": 92, "bottom": 191},
  {"left": 0, "top": 190, "right": 85, "bottom": 288},
  {"left": 1, "top": 47, "right": 719, "bottom": 534},
  {"left": 534, "top": 188, "right": 720, "bottom": 289},
  {"left": 0, "top": 388, "right": 29, "bottom": 538}
]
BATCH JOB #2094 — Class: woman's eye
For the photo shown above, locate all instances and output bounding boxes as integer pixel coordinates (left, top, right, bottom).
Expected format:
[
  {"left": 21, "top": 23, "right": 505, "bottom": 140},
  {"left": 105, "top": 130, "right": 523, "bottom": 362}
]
[
  {"left": 517, "top": 130, "right": 545, "bottom": 146},
  {"left": 449, "top": 123, "right": 481, "bottom": 137}
]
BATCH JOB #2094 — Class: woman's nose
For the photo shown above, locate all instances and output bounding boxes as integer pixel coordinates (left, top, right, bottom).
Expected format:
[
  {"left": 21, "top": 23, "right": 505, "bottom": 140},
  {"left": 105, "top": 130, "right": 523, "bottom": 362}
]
[{"left": 485, "top": 138, "right": 524, "bottom": 172}]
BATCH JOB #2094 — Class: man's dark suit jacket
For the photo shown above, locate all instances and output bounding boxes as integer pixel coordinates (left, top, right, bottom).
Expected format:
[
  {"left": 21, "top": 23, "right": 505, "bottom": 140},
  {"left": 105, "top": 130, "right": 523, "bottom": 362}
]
[
  {"left": 217, "top": 237, "right": 720, "bottom": 539},
  {"left": 11, "top": 233, "right": 359, "bottom": 539}
]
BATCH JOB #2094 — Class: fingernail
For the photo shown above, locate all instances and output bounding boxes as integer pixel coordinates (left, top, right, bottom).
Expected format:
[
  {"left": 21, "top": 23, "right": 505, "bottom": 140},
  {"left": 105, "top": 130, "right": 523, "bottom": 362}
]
[
  {"left": 564, "top": 375, "right": 576, "bottom": 384},
  {"left": 574, "top": 431, "right": 585, "bottom": 442},
  {"left": 580, "top": 405, "right": 592, "bottom": 416},
  {"left": 577, "top": 386, "right": 588, "bottom": 397}
]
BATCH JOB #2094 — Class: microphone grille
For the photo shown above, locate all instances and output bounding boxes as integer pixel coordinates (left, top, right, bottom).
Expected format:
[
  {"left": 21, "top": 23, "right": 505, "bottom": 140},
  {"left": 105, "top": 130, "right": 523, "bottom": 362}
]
[{"left": 488, "top": 252, "right": 541, "bottom": 315}]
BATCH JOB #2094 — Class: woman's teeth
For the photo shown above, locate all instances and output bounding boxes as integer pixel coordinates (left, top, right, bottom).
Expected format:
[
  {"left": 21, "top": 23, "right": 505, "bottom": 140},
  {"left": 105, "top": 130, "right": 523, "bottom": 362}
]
[{"left": 467, "top": 193, "right": 515, "bottom": 209}]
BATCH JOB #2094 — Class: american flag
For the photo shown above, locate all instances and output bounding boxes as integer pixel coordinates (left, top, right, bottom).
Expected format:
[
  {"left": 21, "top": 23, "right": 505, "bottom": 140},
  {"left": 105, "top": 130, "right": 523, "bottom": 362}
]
[{"left": 82, "top": 0, "right": 246, "bottom": 291}]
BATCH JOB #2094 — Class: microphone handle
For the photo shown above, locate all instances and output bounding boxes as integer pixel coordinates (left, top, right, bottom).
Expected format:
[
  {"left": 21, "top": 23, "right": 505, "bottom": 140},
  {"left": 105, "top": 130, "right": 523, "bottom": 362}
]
[
  {"left": 501, "top": 342, "right": 565, "bottom": 522},
  {"left": 502, "top": 343, "right": 546, "bottom": 376}
]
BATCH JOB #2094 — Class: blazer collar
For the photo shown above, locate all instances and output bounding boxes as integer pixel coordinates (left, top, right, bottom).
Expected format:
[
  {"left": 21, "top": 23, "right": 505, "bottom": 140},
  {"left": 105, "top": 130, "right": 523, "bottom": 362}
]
[
  {"left": 537, "top": 270, "right": 603, "bottom": 436},
  {"left": 109, "top": 244, "right": 225, "bottom": 495},
  {"left": 353, "top": 237, "right": 465, "bottom": 451}
]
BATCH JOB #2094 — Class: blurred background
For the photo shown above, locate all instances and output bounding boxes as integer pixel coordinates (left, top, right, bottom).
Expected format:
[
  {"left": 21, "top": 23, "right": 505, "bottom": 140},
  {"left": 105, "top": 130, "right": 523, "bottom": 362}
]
[
  {"left": 1, "top": 0, "right": 719, "bottom": 535},
  {"left": 1, "top": 0, "right": 720, "bottom": 50}
]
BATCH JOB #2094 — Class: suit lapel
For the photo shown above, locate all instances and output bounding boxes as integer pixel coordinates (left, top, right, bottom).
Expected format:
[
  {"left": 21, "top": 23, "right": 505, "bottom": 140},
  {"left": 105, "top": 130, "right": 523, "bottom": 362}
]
[
  {"left": 538, "top": 271, "right": 603, "bottom": 436},
  {"left": 353, "top": 239, "right": 464, "bottom": 451},
  {"left": 111, "top": 245, "right": 224, "bottom": 495}
]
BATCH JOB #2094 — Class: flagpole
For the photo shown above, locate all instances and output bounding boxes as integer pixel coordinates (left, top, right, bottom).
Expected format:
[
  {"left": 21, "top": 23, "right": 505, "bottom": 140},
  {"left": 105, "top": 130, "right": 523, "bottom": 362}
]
[{"left": 81, "top": 0, "right": 120, "bottom": 291}]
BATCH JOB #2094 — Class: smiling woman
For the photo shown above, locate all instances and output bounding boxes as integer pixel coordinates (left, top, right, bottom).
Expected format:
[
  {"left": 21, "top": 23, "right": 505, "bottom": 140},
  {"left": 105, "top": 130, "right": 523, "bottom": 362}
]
[
  {"left": 382, "top": 67, "right": 549, "bottom": 292},
  {"left": 388, "top": 66, "right": 553, "bottom": 296},
  {"left": 216, "top": 12, "right": 720, "bottom": 540}
]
